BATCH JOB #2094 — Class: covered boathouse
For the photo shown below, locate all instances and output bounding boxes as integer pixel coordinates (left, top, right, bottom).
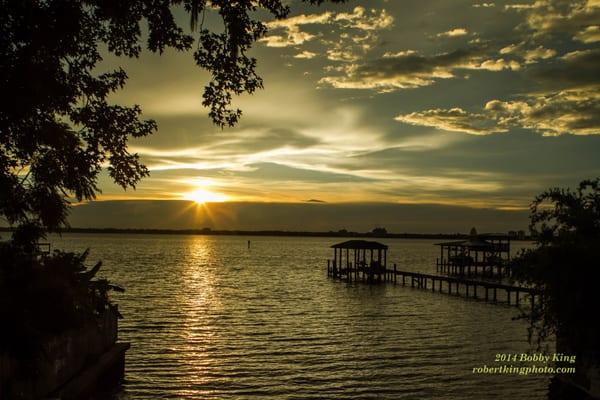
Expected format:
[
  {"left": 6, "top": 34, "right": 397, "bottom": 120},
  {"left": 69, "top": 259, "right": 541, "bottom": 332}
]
[
  {"left": 436, "top": 233, "right": 511, "bottom": 278},
  {"left": 327, "top": 240, "right": 388, "bottom": 282}
]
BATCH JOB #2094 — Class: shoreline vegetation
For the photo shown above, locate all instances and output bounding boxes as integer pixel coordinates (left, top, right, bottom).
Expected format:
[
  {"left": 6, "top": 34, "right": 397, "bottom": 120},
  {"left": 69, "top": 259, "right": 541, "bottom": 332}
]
[{"left": 0, "top": 226, "right": 531, "bottom": 240}]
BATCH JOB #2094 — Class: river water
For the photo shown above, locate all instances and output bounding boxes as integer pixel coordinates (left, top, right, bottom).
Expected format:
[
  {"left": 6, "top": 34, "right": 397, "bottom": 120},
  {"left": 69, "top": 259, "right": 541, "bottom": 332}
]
[{"left": 50, "top": 234, "right": 549, "bottom": 399}]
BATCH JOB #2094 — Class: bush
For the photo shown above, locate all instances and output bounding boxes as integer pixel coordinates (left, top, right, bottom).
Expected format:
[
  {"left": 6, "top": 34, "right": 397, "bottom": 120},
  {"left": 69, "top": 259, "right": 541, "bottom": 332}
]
[
  {"left": 511, "top": 178, "right": 600, "bottom": 364},
  {"left": 0, "top": 241, "right": 122, "bottom": 358}
]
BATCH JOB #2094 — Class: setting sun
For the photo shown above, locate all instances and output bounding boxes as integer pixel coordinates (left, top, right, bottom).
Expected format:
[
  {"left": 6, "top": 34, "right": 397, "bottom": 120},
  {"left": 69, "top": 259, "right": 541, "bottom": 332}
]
[{"left": 184, "top": 188, "right": 228, "bottom": 204}]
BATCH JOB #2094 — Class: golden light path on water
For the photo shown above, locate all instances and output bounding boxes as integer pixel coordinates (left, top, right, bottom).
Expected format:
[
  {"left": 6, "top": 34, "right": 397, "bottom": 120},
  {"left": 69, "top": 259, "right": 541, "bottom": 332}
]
[{"left": 50, "top": 234, "right": 551, "bottom": 399}]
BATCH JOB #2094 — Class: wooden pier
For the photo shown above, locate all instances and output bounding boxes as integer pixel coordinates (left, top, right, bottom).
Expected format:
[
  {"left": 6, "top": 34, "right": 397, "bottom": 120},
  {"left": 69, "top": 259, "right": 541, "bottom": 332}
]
[
  {"left": 327, "top": 259, "right": 539, "bottom": 308},
  {"left": 435, "top": 234, "right": 512, "bottom": 278},
  {"left": 326, "top": 239, "right": 539, "bottom": 308}
]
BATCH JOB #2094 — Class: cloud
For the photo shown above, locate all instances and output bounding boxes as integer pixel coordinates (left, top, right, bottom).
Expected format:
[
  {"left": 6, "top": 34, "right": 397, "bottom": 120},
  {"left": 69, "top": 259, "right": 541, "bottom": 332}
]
[
  {"left": 523, "top": 46, "right": 557, "bottom": 63},
  {"left": 129, "top": 125, "right": 327, "bottom": 175},
  {"left": 340, "top": 132, "right": 600, "bottom": 210},
  {"left": 294, "top": 50, "right": 318, "bottom": 59},
  {"left": 574, "top": 25, "right": 600, "bottom": 43},
  {"left": 436, "top": 28, "right": 469, "bottom": 38},
  {"left": 473, "top": 3, "right": 495, "bottom": 7},
  {"left": 326, "top": 48, "right": 361, "bottom": 62},
  {"left": 265, "top": 12, "right": 333, "bottom": 29},
  {"left": 484, "top": 90, "right": 600, "bottom": 136},
  {"left": 260, "top": 12, "right": 332, "bottom": 47},
  {"left": 499, "top": 43, "right": 519, "bottom": 54},
  {"left": 259, "top": 26, "right": 316, "bottom": 47},
  {"left": 383, "top": 50, "right": 417, "bottom": 57},
  {"left": 125, "top": 100, "right": 396, "bottom": 196},
  {"left": 478, "top": 58, "right": 521, "bottom": 70},
  {"left": 320, "top": 8, "right": 394, "bottom": 63},
  {"left": 319, "top": 48, "right": 520, "bottom": 91},
  {"left": 499, "top": 42, "right": 557, "bottom": 64},
  {"left": 259, "top": 6, "right": 394, "bottom": 71},
  {"left": 260, "top": 7, "right": 393, "bottom": 50},
  {"left": 395, "top": 108, "right": 506, "bottom": 135},
  {"left": 395, "top": 89, "right": 600, "bottom": 136},
  {"left": 504, "top": 3, "right": 538, "bottom": 10},
  {"left": 334, "top": 6, "right": 394, "bottom": 31},
  {"left": 235, "top": 162, "right": 373, "bottom": 183}
]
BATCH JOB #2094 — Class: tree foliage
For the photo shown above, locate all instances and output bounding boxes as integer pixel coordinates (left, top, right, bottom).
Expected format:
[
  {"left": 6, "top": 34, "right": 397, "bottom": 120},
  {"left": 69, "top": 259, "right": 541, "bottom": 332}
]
[
  {"left": 511, "top": 178, "right": 600, "bottom": 363},
  {"left": 1, "top": 0, "right": 345, "bottom": 241}
]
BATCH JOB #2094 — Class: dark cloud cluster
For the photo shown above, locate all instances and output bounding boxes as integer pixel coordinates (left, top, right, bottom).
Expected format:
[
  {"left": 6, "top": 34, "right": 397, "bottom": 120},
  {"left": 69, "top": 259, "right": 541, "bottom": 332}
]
[
  {"left": 320, "top": 47, "right": 520, "bottom": 90},
  {"left": 533, "top": 48, "right": 600, "bottom": 89},
  {"left": 518, "top": 0, "right": 600, "bottom": 41},
  {"left": 390, "top": 0, "right": 600, "bottom": 136},
  {"left": 395, "top": 48, "right": 600, "bottom": 136}
]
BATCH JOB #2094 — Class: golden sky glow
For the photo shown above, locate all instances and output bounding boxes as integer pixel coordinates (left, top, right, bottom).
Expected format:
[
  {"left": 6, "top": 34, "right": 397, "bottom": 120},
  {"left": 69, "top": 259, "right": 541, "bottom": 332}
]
[
  {"left": 184, "top": 189, "right": 228, "bottom": 204},
  {"left": 93, "top": 0, "right": 600, "bottom": 212}
]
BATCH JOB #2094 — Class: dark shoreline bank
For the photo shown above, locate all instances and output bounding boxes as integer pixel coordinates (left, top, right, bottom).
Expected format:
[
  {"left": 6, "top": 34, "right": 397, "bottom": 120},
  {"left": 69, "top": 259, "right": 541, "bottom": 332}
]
[{"left": 0, "top": 227, "right": 531, "bottom": 240}]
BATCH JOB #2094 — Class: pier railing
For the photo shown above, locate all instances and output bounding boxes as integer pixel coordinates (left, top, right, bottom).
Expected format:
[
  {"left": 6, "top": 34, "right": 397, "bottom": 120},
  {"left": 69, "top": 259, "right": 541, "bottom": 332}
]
[
  {"left": 327, "top": 259, "right": 539, "bottom": 309},
  {"left": 436, "top": 258, "right": 512, "bottom": 278}
]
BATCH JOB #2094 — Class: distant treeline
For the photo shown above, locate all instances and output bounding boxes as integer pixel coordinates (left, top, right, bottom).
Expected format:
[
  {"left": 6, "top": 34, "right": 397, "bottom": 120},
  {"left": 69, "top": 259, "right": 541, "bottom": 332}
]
[{"left": 0, "top": 227, "right": 531, "bottom": 240}]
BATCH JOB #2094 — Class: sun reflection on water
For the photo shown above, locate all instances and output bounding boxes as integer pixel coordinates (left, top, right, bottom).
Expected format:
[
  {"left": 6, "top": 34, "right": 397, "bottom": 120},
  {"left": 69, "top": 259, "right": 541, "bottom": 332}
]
[{"left": 176, "top": 236, "right": 224, "bottom": 390}]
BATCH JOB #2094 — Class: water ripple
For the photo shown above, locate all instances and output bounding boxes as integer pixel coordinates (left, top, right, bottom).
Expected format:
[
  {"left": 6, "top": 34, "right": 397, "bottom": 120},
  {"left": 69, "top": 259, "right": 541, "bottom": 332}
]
[{"left": 50, "top": 234, "right": 549, "bottom": 399}]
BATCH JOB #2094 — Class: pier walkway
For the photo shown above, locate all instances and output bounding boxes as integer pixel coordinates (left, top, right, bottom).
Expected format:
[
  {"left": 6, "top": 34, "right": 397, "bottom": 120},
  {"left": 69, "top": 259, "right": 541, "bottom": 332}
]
[{"left": 327, "top": 261, "right": 540, "bottom": 309}]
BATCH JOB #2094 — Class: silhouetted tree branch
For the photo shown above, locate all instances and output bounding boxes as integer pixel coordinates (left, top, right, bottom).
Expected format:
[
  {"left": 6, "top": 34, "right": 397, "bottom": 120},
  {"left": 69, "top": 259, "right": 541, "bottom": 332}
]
[{"left": 0, "top": 0, "right": 345, "bottom": 242}]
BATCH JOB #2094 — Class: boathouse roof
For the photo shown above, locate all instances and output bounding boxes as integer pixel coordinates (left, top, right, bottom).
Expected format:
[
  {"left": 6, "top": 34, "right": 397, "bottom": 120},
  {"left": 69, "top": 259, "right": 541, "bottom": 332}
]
[
  {"left": 435, "top": 232, "right": 510, "bottom": 248},
  {"left": 479, "top": 233, "right": 510, "bottom": 239},
  {"left": 434, "top": 238, "right": 494, "bottom": 249},
  {"left": 331, "top": 240, "right": 388, "bottom": 250},
  {"left": 434, "top": 239, "right": 466, "bottom": 246}
]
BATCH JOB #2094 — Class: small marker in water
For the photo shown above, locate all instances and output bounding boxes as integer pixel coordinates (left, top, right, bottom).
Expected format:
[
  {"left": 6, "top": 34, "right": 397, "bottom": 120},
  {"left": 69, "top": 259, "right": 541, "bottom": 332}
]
[{"left": 248, "top": 240, "right": 251, "bottom": 249}]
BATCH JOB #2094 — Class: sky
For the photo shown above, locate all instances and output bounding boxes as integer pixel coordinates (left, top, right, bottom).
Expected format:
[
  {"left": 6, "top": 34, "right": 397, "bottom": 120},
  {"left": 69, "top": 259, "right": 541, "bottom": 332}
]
[{"left": 72, "top": 0, "right": 600, "bottom": 232}]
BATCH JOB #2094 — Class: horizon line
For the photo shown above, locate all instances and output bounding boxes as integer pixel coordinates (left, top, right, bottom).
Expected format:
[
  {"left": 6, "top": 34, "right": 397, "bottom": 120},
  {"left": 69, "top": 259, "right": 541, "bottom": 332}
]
[
  {"left": 0, "top": 227, "right": 531, "bottom": 240},
  {"left": 71, "top": 198, "right": 530, "bottom": 211}
]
